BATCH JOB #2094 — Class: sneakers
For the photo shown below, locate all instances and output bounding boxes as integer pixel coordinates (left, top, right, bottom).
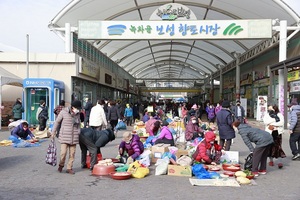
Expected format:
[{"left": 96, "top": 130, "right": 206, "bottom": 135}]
[
  {"left": 252, "top": 172, "right": 259, "bottom": 177},
  {"left": 268, "top": 161, "right": 274, "bottom": 166},
  {"left": 258, "top": 170, "right": 267, "bottom": 175},
  {"left": 292, "top": 153, "right": 300, "bottom": 160},
  {"left": 278, "top": 163, "right": 283, "bottom": 169}
]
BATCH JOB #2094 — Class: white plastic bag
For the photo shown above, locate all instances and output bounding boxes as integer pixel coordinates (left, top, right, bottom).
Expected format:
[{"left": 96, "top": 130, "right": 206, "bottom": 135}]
[
  {"left": 155, "top": 157, "right": 170, "bottom": 175},
  {"left": 176, "top": 155, "right": 192, "bottom": 166},
  {"left": 137, "top": 150, "right": 151, "bottom": 167}
]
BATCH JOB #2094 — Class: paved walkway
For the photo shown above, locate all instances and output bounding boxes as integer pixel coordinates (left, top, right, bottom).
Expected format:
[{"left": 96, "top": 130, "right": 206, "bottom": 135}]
[{"left": 0, "top": 119, "right": 299, "bottom": 200}]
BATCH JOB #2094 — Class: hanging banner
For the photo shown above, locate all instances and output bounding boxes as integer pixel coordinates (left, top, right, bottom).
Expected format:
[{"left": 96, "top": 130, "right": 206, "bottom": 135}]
[
  {"left": 78, "top": 19, "right": 272, "bottom": 40},
  {"left": 256, "top": 96, "right": 267, "bottom": 121},
  {"left": 240, "top": 98, "right": 247, "bottom": 117}
]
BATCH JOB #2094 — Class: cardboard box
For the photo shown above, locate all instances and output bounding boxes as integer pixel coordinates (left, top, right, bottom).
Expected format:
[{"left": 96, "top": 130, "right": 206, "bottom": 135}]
[
  {"left": 167, "top": 164, "right": 192, "bottom": 177},
  {"left": 220, "top": 151, "right": 239, "bottom": 163},
  {"left": 175, "top": 149, "right": 189, "bottom": 159},
  {"left": 151, "top": 143, "right": 170, "bottom": 163}
]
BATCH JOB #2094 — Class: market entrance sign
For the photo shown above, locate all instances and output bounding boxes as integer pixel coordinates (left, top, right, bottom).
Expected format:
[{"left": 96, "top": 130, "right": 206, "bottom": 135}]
[{"left": 78, "top": 19, "right": 272, "bottom": 40}]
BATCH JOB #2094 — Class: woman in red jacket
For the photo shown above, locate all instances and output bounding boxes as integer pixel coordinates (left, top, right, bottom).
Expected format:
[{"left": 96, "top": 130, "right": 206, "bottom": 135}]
[{"left": 193, "top": 131, "right": 223, "bottom": 165}]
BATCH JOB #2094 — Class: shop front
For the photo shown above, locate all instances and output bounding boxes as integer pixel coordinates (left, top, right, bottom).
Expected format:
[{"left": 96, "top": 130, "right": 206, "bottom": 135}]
[{"left": 288, "top": 70, "right": 300, "bottom": 104}]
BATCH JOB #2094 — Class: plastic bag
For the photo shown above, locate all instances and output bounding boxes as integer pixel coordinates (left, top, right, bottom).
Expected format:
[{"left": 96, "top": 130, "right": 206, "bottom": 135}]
[
  {"left": 115, "top": 121, "right": 127, "bottom": 130},
  {"left": 192, "top": 164, "right": 219, "bottom": 179},
  {"left": 137, "top": 150, "right": 151, "bottom": 167},
  {"left": 155, "top": 157, "right": 170, "bottom": 175},
  {"left": 176, "top": 155, "right": 192, "bottom": 166},
  {"left": 45, "top": 139, "right": 57, "bottom": 166},
  {"left": 127, "top": 161, "right": 149, "bottom": 178}
]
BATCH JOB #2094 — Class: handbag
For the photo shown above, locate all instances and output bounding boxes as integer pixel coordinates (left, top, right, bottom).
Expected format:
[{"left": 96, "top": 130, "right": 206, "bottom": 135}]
[{"left": 45, "top": 139, "right": 57, "bottom": 166}]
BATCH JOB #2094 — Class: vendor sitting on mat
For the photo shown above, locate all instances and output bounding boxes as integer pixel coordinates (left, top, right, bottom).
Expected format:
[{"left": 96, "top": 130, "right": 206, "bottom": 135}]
[
  {"left": 80, "top": 128, "right": 115, "bottom": 170},
  {"left": 192, "top": 131, "right": 223, "bottom": 165},
  {"left": 151, "top": 120, "right": 175, "bottom": 146},
  {"left": 185, "top": 116, "right": 204, "bottom": 141},
  {"left": 119, "top": 131, "right": 144, "bottom": 164},
  {"left": 11, "top": 121, "right": 36, "bottom": 141}
]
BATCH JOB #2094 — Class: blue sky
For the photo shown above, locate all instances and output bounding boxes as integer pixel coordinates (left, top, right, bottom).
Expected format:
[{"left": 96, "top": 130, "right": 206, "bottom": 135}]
[{"left": 0, "top": 0, "right": 299, "bottom": 53}]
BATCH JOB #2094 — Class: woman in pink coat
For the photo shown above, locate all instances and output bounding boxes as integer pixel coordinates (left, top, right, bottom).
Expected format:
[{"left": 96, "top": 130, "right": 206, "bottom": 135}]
[{"left": 51, "top": 100, "right": 82, "bottom": 175}]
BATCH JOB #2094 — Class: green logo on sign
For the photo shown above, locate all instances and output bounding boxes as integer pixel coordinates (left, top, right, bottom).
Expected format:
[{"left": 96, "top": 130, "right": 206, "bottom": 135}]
[{"left": 223, "top": 23, "right": 244, "bottom": 35}]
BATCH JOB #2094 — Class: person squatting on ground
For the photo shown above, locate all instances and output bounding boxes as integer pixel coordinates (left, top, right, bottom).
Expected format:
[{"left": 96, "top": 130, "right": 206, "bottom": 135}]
[
  {"left": 79, "top": 128, "right": 115, "bottom": 170},
  {"left": 11, "top": 121, "right": 36, "bottom": 141},
  {"left": 263, "top": 105, "right": 286, "bottom": 168},
  {"left": 185, "top": 116, "right": 203, "bottom": 142},
  {"left": 119, "top": 132, "right": 144, "bottom": 165},
  {"left": 233, "top": 121, "right": 273, "bottom": 177},
  {"left": 36, "top": 100, "right": 48, "bottom": 131},
  {"left": 88, "top": 99, "right": 107, "bottom": 131},
  {"left": 288, "top": 103, "right": 300, "bottom": 160},
  {"left": 192, "top": 131, "right": 223, "bottom": 165},
  {"left": 216, "top": 100, "right": 235, "bottom": 151},
  {"left": 51, "top": 100, "right": 82, "bottom": 175}
]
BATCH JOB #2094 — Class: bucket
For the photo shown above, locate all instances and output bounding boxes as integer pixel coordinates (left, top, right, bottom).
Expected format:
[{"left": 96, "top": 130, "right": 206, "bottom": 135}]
[{"left": 86, "top": 153, "right": 102, "bottom": 169}]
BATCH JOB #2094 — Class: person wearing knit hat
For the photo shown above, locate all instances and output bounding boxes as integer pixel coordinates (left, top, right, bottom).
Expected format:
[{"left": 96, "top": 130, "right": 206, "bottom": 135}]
[
  {"left": 50, "top": 100, "right": 82, "bottom": 175},
  {"left": 71, "top": 100, "right": 82, "bottom": 109},
  {"left": 216, "top": 100, "right": 236, "bottom": 151},
  {"left": 192, "top": 131, "right": 223, "bottom": 164},
  {"left": 221, "top": 100, "right": 231, "bottom": 108}
]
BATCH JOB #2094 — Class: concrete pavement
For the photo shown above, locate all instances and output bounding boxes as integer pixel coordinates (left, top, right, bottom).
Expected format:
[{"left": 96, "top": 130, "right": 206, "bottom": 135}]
[{"left": 0, "top": 120, "right": 299, "bottom": 200}]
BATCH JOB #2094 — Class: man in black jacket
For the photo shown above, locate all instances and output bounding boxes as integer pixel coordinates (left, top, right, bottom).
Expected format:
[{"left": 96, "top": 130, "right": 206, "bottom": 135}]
[{"left": 79, "top": 128, "right": 115, "bottom": 170}]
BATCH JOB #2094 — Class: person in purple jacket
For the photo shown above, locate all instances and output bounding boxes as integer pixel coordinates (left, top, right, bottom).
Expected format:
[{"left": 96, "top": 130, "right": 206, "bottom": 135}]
[
  {"left": 11, "top": 121, "right": 36, "bottom": 140},
  {"left": 119, "top": 132, "right": 144, "bottom": 164},
  {"left": 152, "top": 120, "right": 175, "bottom": 146}
]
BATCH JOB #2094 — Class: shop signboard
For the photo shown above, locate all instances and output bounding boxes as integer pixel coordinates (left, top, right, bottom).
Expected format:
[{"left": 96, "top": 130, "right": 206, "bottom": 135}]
[
  {"left": 256, "top": 96, "right": 267, "bottom": 121},
  {"left": 290, "top": 80, "right": 300, "bottom": 93},
  {"left": 288, "top": 71, "right": 300, "bottom": 82},
  {"left": 78, "top": 19, "right": 272, "bottom": 40}
]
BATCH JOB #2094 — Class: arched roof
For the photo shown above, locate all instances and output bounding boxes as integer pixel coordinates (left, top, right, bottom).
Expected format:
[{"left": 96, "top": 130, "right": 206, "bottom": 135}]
[{"left": 49, "top": 0, "right": 300, "bottom": 87}]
